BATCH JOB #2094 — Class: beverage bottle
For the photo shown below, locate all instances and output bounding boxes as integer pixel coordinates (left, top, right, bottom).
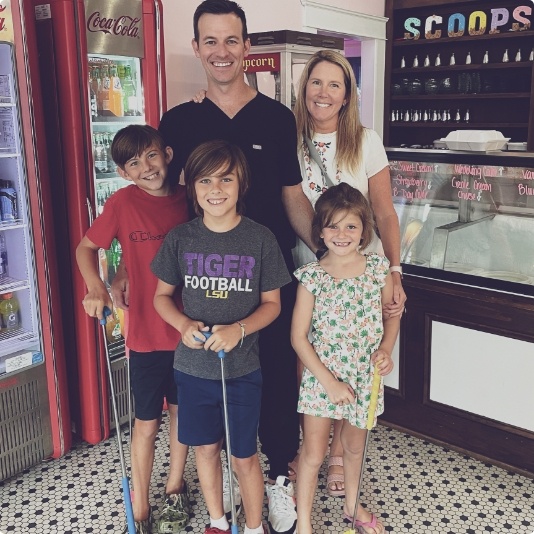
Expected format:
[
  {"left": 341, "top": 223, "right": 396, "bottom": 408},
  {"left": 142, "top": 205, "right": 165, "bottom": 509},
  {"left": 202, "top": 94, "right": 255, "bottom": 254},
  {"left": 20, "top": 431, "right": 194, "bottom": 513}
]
[
  {"left": 94, "top": 133, "right": 108, "bottom": 174},
  {"left": 89, "top": 80, "right": 98, "bottom": 121},
  {"left": 0, "top": 180, "right": 18, "bottom": 221},
  {"left": 90, "top": 66, "right": 100, "bottom": 118},
  {"left": 0, "top": 231, "right": 8, "bottom": 277},
  {"left": 117, "top": 63, "right": 126, "bottom": 86},
  {"left": 99, "top": 64, "right": 111, "bottom": 116},
  {"left": 104, "top": 133, "right": 115, "bottom": 173},
  {"left": 122, "top": 65, "right": 137, "bottom": 116},
  {"left": 0, "top": 292, "right": 20, "bottom": 331},
  {"left": 109, "top": 64, "right": 124, "bottom": 117}
]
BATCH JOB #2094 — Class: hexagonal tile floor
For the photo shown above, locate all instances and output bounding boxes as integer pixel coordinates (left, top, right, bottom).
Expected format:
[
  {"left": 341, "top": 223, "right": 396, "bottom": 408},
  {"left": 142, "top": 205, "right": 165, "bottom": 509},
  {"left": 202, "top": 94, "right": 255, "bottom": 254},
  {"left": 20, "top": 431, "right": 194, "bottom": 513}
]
[{"left": 0, "top": 414, "right": 533, "bottom": 533}]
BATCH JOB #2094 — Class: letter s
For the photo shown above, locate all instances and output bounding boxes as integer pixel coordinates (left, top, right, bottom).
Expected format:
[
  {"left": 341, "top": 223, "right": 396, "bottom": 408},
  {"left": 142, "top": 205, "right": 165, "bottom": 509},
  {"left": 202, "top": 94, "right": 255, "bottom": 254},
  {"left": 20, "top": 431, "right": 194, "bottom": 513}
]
[{"left": 404, "top": 17, "right": 421, "bottom": 40}]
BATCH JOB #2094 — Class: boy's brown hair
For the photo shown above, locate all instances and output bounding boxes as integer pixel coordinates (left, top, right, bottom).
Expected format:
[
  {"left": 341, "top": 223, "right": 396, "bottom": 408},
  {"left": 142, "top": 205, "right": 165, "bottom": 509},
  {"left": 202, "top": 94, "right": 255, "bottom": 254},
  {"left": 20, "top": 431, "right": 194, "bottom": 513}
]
[
  {"left": 312, "top": 183, "right": 375, "bottom": 251},
  {"left": 184, "top": 139, "right": 250, "bottom": 216},
  {"left": 111, "top": 125, "right": 167, "bottom": 168}
]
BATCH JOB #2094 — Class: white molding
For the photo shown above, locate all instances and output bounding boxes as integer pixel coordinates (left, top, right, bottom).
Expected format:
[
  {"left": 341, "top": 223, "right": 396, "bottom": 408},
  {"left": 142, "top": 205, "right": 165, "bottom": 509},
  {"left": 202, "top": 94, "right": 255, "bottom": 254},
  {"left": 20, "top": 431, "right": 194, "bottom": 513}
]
[{"left": 303, "top": 0, "right": 388, "bottom": 40}]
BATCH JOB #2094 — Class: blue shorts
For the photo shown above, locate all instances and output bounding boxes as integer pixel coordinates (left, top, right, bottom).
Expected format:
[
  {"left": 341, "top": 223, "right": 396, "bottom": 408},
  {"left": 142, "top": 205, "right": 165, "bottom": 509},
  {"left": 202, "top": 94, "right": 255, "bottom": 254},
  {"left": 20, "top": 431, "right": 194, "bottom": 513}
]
[
  {"left": 129, "top": 350, "right": 178, "bottom": 421},
  {"left": 174, "top": 368, "right": 262, "bottom": 459}
]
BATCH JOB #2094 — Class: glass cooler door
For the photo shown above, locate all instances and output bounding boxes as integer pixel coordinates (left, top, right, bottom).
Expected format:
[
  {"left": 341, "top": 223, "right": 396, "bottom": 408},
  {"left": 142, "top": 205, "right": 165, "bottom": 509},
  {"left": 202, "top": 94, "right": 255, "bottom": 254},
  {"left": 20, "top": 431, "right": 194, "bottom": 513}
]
[
  {"left": 0, "top": 43, "right": 42, "bottom": 376},
  {"left": 389, "top": 156, "right": 534, "bottom": 290},
  {"left": 88, "top": 53, "right": 145, "bottom": 360}
]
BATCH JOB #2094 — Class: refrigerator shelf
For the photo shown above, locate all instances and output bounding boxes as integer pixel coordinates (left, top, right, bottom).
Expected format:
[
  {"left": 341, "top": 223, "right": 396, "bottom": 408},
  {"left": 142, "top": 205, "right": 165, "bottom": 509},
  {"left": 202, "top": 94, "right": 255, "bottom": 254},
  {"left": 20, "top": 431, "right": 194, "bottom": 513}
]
[
  {"left": 0, "top": 328, "right": 39, "bottom": 356},
  {"left": 0, "top": 219, "right": 24, "bottom": 230},
  {"left": 0, "top": 150, "right": 20, "bottom": 158},
  {"left": 92, "top": 116, "right": 144, "bottom": 126},
  {"left": 0, "top": 278, "right": 29, "bottom": 293},
  {"left": 95, "top": 171, "right": 122, "bottom": 180}
]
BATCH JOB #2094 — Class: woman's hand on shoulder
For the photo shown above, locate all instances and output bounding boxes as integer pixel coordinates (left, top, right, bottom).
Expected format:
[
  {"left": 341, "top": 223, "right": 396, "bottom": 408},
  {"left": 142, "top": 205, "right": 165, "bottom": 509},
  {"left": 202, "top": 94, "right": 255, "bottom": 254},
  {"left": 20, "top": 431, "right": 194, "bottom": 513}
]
[
  {"left": 191, "top": 89, "right": 207, "bottom": 104},
  {"left": 371, "top": 348, "right": 394, "bottom": 376}
]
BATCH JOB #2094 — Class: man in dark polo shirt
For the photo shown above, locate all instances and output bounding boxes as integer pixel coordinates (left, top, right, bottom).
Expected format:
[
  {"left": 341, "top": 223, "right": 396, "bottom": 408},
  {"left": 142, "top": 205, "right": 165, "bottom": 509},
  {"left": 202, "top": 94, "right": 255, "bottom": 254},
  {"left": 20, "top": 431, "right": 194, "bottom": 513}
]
[{"left": 113, "top": 1, "right": 314, "bottom": 533}]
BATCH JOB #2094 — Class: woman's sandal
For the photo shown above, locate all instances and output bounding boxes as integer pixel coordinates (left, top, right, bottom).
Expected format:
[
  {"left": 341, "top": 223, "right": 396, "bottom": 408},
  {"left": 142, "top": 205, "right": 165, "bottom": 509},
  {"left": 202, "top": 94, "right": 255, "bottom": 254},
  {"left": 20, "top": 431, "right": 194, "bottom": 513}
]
[
  {"left": 288, "top": 456, "right": 299, "bottom": 482},
  {"left": 343, "top": 512, "right": 385, "bottom": 534},
  {"left": 326, "top": 456, "right": 345, "bottom": 497}
]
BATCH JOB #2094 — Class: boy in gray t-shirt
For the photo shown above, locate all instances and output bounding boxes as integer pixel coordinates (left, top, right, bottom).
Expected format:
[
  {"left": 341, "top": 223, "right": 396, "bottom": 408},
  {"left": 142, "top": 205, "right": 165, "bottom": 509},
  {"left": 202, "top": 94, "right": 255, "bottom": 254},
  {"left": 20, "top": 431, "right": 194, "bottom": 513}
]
[{"left": 151, "top": 140, "right": 290, "bottom": 534}]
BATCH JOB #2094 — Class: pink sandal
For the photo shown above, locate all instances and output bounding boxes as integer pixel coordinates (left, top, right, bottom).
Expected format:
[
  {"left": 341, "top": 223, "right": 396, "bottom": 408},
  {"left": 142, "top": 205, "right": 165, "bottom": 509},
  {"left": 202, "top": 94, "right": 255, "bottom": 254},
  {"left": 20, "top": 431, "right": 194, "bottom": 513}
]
[
  {"left": 326, "top": 456, "right": 345, "bottom": 497},
  {"left": 343, "top": 512, "right": 385, "bottom": 534}
]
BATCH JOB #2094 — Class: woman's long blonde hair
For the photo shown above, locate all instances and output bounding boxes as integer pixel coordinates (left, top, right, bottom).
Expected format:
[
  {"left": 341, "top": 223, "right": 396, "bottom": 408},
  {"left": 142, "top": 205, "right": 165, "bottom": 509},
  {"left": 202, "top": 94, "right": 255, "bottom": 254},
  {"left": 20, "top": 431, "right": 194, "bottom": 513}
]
[{"left": 294, "top": 50, "right": 364, "bottom": 174}]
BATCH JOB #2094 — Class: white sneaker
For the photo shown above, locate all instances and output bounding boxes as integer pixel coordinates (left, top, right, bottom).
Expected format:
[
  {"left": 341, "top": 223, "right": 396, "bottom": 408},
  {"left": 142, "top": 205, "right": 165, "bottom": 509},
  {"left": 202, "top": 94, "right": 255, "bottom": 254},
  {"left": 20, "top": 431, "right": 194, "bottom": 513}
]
[
  {"left": 222, "top": 465, "right": 242, "bottom": 520},
  {"left": 266, "top": 476, "right": 297, "bottom": 534}
]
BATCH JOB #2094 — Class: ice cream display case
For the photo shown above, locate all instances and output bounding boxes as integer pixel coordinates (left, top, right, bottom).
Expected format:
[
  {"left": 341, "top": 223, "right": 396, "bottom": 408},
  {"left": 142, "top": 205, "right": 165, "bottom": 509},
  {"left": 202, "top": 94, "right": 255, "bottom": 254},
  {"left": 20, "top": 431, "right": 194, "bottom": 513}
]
[
  {"left": 383, "top": 148, "right": 534, "bottom": 476},
  {"left": 390, "top": 149, "right": 534, "bottom": 292}
]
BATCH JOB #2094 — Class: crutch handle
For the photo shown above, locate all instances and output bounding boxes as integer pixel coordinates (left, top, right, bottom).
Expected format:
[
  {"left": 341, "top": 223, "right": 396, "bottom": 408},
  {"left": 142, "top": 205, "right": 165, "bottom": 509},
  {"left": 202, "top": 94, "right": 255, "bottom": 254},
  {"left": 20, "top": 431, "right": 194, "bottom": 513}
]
[
  {"left": 99, "top": 306, "right": 112, "bottom": 325},
  {"left": 194, "top": 331, "right": 226, "bottom": 359},
  {"left": 366, "top": 363, "right": 382, "bottom": 430}
]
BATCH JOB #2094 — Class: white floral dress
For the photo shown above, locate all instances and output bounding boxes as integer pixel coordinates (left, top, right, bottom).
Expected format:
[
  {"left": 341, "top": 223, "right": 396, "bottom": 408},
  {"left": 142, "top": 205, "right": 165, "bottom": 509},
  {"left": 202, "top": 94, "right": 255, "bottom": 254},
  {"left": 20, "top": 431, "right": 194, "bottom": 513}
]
[{"left": 295, "top": 253, "right": 389, "bottom": 428}]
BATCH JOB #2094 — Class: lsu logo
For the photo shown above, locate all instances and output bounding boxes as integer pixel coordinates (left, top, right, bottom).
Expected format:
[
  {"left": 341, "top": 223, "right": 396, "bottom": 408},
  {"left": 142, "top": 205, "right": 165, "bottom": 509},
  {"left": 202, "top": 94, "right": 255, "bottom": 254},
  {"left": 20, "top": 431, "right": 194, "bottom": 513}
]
[{"left": 206, "top": 290, "right": 229, "bottom": 299}]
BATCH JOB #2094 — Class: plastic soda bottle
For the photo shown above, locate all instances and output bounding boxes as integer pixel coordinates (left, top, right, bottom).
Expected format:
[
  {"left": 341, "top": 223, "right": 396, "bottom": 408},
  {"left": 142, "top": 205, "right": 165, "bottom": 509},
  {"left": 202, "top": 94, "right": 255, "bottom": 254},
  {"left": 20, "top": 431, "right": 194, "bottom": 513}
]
[
  {"left": 0, "top": 292, "right": 20, "bottom": 330},
  {"left": 99, "top": 64, "right": 111, "bottom": 115},
  {"left": 109, "top": 64, "right": 124, "bottom": 117},
  {"left": 122, "top": 65, "right": 137, "bottom": 116}
]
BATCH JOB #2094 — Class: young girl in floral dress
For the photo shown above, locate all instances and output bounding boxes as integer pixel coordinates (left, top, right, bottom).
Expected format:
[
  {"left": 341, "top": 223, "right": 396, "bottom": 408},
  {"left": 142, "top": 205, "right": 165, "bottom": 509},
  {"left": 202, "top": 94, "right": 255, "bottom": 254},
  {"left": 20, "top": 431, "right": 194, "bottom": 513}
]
[{"left": 291, "top": 183, "right": 400, "bottom": 534}]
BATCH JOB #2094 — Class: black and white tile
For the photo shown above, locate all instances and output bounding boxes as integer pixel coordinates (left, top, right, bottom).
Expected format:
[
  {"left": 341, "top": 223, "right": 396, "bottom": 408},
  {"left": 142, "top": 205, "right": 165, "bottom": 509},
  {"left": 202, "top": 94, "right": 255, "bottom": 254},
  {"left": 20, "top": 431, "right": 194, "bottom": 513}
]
[{"left": 1, "top": 414, "right": 533, "bottom": 533}]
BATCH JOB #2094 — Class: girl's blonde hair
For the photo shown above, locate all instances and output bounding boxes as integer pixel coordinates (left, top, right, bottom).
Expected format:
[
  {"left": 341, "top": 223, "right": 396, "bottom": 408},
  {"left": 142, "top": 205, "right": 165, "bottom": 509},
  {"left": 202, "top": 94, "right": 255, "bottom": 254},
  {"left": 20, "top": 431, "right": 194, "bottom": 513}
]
[
  {"left": 294, "top": 50, "right": 364, "bottom": 174},
  {"left": 312, "top": 183, "right": 374, "bottom": 251}
]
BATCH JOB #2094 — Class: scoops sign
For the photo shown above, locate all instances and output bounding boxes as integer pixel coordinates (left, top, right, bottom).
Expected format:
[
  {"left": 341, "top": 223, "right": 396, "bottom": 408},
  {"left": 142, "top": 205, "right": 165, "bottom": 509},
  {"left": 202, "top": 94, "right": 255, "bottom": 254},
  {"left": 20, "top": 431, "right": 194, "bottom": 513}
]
[{"left": 85, "top": 0, "right": 144, "bottom": 58}]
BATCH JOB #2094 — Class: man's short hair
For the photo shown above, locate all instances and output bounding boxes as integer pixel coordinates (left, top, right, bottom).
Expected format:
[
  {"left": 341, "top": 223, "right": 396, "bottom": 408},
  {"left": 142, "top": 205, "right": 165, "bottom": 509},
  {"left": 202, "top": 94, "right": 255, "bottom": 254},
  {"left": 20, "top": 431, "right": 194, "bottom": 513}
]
[
  {"left": 193, "top": 0, "right": 248, "bottom": 42},
  {"left": 111, "top": 125, "right": 167, "bottom": 168}
]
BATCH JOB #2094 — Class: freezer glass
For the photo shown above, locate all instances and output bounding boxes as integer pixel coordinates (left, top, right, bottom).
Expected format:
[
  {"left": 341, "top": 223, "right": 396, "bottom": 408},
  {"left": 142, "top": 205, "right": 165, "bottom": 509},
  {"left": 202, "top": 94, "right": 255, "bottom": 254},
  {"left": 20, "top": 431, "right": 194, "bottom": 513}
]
[
  {"left": 0, "top": 43, "right": 42, "bottom": 376},
  {"left": 390, "top": 157, "right": 534, "bottom": 287}
]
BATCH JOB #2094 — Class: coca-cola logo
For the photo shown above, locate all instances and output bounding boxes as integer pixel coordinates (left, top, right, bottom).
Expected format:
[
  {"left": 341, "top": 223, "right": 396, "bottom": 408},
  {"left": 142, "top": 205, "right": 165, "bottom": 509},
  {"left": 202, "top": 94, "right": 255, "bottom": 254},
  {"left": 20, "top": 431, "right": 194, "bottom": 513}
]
[{"left": 87, "top": 11, "right": 140, "bottom": 39}]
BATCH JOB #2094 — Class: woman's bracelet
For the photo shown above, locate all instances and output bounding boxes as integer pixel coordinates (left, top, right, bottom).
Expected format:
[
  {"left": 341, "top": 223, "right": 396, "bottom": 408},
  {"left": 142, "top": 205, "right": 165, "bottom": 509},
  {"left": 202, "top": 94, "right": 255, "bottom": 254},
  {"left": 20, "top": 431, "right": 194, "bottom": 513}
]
[
  {"left": 237, "top": 321, "right": 246, "bottom": 348},
  {"left": 390, "top": 265, "right": 403, "bottom": 277}
]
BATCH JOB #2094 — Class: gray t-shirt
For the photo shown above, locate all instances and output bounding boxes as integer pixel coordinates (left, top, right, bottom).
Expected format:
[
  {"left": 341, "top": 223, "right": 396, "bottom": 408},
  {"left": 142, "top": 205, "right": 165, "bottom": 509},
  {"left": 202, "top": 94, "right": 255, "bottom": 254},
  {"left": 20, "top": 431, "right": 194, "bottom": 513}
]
[{"left": 151, "top": 216, "right": 291, "bottom": 379}]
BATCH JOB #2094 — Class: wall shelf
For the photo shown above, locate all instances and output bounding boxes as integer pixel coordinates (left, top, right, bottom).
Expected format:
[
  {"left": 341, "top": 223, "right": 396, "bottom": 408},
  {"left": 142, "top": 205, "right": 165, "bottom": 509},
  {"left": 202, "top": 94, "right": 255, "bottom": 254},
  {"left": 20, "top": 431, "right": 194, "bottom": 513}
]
[
  {"left": 391, "top": 93, "right": 531, "bottom": 100},
  {"left": 393, "top": 30, "right": 534, "bottom": 47},
  {"left": 392, "top": 61, "right": 533, "bottom": 73},
  {"left": 389, "top": 122, "right": 528, "bottom": 128}
]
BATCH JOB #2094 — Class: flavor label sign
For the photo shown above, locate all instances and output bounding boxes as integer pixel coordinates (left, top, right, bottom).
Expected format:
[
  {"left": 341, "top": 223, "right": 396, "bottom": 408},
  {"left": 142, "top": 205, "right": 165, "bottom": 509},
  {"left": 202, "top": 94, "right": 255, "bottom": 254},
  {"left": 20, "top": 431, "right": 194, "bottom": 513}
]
[{"left": 389, "top": 160, "right": 534, "bottom": 210}]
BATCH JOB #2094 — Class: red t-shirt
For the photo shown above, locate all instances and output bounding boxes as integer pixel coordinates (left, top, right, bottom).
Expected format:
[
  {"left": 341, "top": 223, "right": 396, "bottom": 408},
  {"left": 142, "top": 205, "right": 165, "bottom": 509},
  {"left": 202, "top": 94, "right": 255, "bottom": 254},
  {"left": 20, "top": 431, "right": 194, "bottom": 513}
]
[{"left": 86, "top": 184, "right": 188, "bottom": 352}]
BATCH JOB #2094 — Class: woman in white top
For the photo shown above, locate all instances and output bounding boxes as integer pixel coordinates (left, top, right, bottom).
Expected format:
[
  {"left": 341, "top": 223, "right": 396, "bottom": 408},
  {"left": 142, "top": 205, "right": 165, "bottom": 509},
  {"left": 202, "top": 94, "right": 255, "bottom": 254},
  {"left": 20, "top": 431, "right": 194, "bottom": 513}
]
[{"left": 291, "top": 50, "right": 406, "bottom": 509}]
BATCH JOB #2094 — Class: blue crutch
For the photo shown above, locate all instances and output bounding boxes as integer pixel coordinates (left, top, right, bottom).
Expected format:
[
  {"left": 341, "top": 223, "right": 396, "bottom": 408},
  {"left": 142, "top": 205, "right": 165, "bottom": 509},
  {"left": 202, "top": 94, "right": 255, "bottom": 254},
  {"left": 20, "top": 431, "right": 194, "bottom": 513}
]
[
  {"left": 199, "top": 331, "right": 239, "bottom": 534},
  {"left": 101, "top": 306, "right": 135, "bottom": 534}
]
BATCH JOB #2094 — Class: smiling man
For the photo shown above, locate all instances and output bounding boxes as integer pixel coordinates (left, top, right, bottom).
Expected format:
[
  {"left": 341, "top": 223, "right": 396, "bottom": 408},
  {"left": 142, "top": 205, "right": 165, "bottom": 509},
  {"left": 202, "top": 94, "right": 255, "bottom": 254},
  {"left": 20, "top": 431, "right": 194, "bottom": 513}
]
[{"left": 155, "top": 1, "right": 315, "bottom": 533}]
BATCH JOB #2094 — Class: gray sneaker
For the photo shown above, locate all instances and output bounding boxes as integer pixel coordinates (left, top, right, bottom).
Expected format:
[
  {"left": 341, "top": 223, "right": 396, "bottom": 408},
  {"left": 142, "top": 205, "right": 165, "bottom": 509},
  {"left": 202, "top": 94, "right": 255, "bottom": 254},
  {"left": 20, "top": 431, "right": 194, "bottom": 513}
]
[
  {"left": 156, "top": 482, "right": 191, "bottom": 533},
  {"left": 122, "top": 508, "right": 153, "bottom": 534}
]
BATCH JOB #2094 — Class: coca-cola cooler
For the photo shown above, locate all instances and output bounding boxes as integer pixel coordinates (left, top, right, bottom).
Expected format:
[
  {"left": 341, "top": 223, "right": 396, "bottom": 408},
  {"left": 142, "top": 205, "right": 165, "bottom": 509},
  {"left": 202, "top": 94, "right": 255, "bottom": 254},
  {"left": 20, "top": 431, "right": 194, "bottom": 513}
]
[
  {"left": 32, "top": 0, "right": 166, "bottom": 444},
  {"left": 0, "top": 0, "right": 71, "bottom": 480}
]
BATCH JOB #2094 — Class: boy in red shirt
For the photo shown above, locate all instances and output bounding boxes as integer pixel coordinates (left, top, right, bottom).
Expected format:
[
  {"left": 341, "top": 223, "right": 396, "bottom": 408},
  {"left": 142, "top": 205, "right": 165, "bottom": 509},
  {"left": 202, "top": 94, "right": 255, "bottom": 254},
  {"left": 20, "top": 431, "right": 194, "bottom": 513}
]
[{"left": 76, "top": 125, "right": 189, "bottom": 534}]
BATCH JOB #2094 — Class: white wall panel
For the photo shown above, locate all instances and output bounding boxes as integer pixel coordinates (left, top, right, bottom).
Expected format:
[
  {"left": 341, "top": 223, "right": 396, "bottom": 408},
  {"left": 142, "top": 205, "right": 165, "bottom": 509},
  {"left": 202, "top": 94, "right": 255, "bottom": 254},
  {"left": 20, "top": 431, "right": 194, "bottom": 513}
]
[{"left": 430, "top": 321, "right": 534, "bottom": 431}]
